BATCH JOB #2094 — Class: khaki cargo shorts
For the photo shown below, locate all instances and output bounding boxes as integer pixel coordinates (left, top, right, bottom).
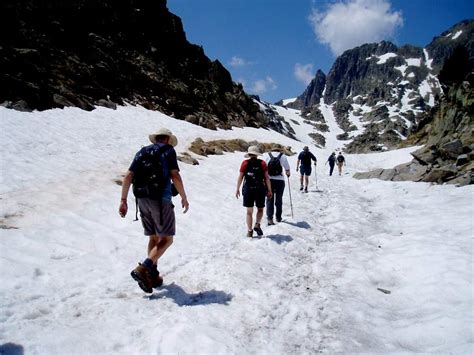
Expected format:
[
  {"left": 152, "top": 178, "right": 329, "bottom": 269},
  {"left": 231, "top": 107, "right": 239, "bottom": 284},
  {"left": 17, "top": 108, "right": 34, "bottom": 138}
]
[{"left": 137, "top": 198, "right": 176, "bottom": 237}]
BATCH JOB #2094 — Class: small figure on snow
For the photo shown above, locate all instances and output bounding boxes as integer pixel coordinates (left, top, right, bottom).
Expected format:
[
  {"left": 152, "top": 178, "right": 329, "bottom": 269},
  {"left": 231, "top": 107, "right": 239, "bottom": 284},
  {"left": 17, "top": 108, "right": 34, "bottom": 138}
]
[
  {"left": 236, "top": 146, "right": 273, "bottom": 238},
  {"left": 296, "top": 146, "right": 317, "bottom": 193},
  {"left": 336, "top": 152, "right": 346, "bottom": 176},
  {"left": 325, "top": 152, "right": 336, "bottom": 176}
]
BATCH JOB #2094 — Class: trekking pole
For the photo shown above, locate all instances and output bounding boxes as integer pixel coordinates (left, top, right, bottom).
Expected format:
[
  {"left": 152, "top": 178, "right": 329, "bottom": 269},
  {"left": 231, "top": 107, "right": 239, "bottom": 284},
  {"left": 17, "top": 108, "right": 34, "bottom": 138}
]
[
  {"left": 315, "top": 164, "right": 318, "bottom": 191},
  {"left": 287, "top": 175, "right": 294, "bottom": 219}
]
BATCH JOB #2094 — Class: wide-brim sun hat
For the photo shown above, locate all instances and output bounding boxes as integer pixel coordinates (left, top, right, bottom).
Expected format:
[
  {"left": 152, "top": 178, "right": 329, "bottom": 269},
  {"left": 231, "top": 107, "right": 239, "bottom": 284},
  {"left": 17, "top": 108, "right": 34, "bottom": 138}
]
[
  {"left": 245, "top": 145, "right": 261, "bottom": 157},
  {"left": 149, "top": 128, "right": 178, "bottom": 147}
]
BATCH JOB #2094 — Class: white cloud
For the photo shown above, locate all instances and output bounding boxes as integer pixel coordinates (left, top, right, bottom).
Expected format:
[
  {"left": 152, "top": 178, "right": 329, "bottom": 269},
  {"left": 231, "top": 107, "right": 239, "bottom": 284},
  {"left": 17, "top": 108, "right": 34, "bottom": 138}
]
[
  {"left": 228, "top": 56, "right": 248, "bottom": 68},
  {"left": 294, "top": 63, "right": 314, "bottom": 85},
  {"left": 309, "top": 0, "right": 403, "bottom": 56},
  {"left": 249, "top": 77, "right": 277, "bottom": 94}
]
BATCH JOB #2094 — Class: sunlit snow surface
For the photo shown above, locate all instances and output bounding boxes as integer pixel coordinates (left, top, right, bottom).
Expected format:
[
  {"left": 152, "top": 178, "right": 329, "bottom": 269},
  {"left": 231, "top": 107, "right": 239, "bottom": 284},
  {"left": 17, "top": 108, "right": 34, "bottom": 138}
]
[{"left": 0, "top": 106, "right": 472, "bottom": 354}]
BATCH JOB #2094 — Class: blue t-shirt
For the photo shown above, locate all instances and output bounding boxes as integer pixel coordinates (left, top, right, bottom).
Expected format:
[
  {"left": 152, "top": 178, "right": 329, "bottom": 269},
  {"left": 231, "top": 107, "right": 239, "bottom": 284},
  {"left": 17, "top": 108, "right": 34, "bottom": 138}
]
[
  {"left": 129, "top": 143, "right": 179, "bottom": 202},
  {"left": 298, "top": 151, "right": 317, "bottom": 166}
]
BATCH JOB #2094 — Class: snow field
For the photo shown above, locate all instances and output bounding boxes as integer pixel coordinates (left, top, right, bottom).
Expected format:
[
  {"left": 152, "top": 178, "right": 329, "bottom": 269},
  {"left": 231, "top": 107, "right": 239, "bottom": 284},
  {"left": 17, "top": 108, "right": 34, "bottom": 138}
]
[{"left": 0, "top": 106, "right": 472, "bottom": 354}]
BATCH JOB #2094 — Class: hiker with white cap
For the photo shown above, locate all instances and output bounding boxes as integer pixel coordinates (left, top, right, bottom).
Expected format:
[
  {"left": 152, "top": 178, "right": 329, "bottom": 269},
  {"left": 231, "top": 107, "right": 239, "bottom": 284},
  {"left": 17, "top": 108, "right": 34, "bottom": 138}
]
[
  {"left": 235, "top": 146, "right": 273, "bottom": 238},
  {"left": 119, "top": 128, "right": 189, "bottom": 293}
]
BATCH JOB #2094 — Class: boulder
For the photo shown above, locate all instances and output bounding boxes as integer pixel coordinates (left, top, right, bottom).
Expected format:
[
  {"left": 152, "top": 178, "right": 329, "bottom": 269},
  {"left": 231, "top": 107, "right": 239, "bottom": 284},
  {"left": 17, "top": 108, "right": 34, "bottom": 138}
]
[
  {"left": 440, "top": 139, "right": 463, "bottom": 159},
  {"left": 456, "top": 154, "right": 470, "bottom": 166},
  {"left": 421, "top": 166, "right": 458, "bottom": 183}
]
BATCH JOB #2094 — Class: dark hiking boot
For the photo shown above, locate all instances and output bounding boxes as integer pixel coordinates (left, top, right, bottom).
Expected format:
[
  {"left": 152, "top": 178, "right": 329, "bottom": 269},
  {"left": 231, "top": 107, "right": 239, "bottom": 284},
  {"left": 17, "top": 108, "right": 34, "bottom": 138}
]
[
  {"left": 150, "top": 268, "right": 164, "bottom": 288},
  {"left": 300, "top": 185, "right": 304, "bottom": 191},
  {"left": 247, "top": 230, "right": 253, "bottom": 238},
  {"left": 253, "top": 223, "right": 263, "bottom": 236},
  {"left": 268, "top": 219, "right": 275, "bottom": 226},
  {"left": 304, "top": 186, "right": 308, "bottom": 193},
  {"left": 130, "top": 263, "right": 153, "bottom": 293},
  {"left": 276, "top": 217, "right": 282, "bottom": 223}
]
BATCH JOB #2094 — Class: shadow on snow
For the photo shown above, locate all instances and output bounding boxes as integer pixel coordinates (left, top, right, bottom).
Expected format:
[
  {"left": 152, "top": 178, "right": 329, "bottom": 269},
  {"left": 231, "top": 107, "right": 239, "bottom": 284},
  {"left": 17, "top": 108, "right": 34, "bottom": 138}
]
[
  {"left": 281, "top": 220, "right": 311, "bottom": 229},
  {"left": 0, "top": 343, "right": 24, "bottom": 355},
  {"left": 266, "top": 234, "right": 293, "bottom": 244},
  {"left": 148, "top": 283, "right": 233, "bottom": 306}
]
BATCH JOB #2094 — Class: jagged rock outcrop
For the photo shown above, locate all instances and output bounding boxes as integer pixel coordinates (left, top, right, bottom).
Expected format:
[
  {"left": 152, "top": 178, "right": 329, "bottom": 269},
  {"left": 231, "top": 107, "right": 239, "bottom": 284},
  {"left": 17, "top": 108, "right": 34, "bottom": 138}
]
[
  {"left": 354, "top": 46, "right": 473, "bottom": 186},
  {"left": 286, "top": 70, "right": 326, "bottom": 110},
  {"left": 283, "top": 19, "right": 473, "bottom": 153},
  {"left": 0, "top": 0, "right": 264, "bottom": 130},
  {"left": 425, "top": 19, "right": 474, "bottom": 73}
]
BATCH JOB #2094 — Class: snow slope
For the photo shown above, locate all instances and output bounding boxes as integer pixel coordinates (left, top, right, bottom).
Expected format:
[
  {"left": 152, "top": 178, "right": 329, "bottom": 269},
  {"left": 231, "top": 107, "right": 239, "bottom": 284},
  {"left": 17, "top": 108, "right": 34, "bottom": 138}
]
[{"left": 0, "top": 106, "right": 472, "bottom": 354}]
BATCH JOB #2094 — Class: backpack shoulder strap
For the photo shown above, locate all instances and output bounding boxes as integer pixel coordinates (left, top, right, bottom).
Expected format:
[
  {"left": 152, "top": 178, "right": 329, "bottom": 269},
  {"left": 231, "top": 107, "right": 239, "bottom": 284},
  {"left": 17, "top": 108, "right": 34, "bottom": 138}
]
[
  {"left": 277, "top": 152, "right": 283, "bottom": 159},
  {"left": 269, "top": 152, "right": 274, "bottom": 159}
]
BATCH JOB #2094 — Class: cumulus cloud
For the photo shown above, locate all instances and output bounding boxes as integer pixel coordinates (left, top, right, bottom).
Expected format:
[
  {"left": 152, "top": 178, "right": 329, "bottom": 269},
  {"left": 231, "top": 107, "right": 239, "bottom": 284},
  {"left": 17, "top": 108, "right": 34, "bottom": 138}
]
[
  {"left": 228, "top": 56, "right": 249, "bottom": 68},
  {"left": 250, "top": 77, "right": 277, "bottom": 94},
  {"left": 309, "top": 0, "right": 403, "bottom": 56},
  {"left": 294, "top": 63, "right": 314, "bottom": 85}
]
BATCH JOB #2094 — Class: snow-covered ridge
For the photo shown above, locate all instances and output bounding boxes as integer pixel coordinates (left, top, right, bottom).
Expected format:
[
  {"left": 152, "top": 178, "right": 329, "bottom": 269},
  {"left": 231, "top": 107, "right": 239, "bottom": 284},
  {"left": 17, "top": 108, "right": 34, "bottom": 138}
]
[
  {"left": 375, "top": 52, "right": 397, "bottom": 64},
  {"left": 281, "top": 97, "right": 297, "bottom": 105},
  {"left": 446, "top": 30, "right": 463, "bottom": 39}
]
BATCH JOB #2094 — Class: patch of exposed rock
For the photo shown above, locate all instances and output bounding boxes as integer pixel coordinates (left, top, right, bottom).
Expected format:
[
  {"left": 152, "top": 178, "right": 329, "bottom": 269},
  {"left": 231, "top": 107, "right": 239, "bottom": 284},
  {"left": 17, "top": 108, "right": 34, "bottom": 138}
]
[
  {"left": 189, "top": 138, "right": 295, "bottom": 157},
  {"left": 354, "top": 49, "right": 473, "bottom": 186}
]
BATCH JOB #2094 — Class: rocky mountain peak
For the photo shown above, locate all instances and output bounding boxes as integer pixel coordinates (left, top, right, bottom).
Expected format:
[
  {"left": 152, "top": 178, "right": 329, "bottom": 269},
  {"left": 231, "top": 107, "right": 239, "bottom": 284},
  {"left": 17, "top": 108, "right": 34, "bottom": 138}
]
[
  {"left": 284, "top": 19, "right": 473, "bottom": 154},
  {"left": 286, "top": 69, "right": 326, "bottom": 110}
]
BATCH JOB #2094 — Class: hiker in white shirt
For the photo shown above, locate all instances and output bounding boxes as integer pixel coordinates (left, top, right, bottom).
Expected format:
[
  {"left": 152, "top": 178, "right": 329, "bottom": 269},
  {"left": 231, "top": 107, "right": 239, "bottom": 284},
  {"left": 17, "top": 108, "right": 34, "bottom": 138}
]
[{"left": 265, "top": 148, "right": 291, "bottom": 225}]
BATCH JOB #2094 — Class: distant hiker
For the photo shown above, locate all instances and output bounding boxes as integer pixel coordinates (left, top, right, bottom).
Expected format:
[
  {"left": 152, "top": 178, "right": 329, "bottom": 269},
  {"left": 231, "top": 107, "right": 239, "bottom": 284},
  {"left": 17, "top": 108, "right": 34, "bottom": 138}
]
[
  {"left": 265, "top": 148, "right": 291, "bottom": 225},
  {"left": 325, "top": 152, "right": 336, "bottom": 176},
  {"left": 119, "top": 128, "right": 189, "bottom": 293},
  {"left": 235, "top": 146, "right": 273, "bottom": 238},
  {"left": 336, "top": 152, "right": 346, "bottom": 176},
  {"left": 296, "top": 146, "right": 317, "bottom": 193}
]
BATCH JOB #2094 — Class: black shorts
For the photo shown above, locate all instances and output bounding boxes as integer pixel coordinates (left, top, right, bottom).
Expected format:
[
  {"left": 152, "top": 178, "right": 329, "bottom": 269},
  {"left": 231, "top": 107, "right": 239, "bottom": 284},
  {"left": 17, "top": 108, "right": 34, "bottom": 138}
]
[{"left": 242, "top": 186, "right": 266, "bottom": 208}]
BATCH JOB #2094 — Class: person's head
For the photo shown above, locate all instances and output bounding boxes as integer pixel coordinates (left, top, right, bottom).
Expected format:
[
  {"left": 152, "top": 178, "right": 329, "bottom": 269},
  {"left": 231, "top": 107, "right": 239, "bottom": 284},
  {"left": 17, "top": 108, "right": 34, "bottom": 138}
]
[
  {"left": 149, "top": 128, "right": 178, "bottom": 147},
  {"left": 338, "top": 152, "right": 342, "bottom": 155},
  {"left": 245, "top": 145, "right": 261, "bottom": 158},
  {"left": 332, "top": 152, "right": 336, "bottom": 156},
  {"left": 303, "top": 146, "right": 309, "bottom": 152}
]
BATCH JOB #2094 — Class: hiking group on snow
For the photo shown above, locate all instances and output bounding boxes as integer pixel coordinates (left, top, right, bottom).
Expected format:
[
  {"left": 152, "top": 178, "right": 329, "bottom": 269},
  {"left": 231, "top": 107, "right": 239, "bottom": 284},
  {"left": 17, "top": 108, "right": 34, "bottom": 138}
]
[{"left": 119, "top": 128, "right": 347, "bottom": 293}]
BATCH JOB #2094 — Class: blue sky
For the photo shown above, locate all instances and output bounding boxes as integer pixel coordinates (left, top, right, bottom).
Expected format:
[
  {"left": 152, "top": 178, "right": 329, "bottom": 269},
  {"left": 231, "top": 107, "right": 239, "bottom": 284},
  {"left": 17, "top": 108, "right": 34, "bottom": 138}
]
[{"left": 167, "top": 0, "right": 473, "bottom": 103}]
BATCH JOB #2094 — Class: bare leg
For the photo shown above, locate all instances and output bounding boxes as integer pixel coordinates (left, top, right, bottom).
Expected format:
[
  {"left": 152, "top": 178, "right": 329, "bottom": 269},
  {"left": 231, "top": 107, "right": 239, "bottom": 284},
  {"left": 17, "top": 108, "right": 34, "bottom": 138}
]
[
  {"left": 246, "top": 207, "right": 254, "bottom": 231},
  {"left": 147, "top": 235, "right": 173, "bottom": 264},
  {"left": 256, "top": 207, "right": 264, "bottom": 225},
  {"left": 304, "top": 175, "right": 309, "bottom": 188}
]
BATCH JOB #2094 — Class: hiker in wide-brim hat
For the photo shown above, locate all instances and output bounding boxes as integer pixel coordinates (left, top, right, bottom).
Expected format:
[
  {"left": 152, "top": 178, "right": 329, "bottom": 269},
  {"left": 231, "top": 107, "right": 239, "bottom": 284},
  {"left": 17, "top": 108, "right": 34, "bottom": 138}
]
[
  {"left": 149, "top": 128, "right": 178, "bottom": 147},
  {"left": 244, "top": 145, "right": 262, "bottom": 158},
  {"left": 236, "top": 146, "right": 273, "bottom": 238},
  {"left": 119, "top": 127, "right": 188, "bottom": 294}
]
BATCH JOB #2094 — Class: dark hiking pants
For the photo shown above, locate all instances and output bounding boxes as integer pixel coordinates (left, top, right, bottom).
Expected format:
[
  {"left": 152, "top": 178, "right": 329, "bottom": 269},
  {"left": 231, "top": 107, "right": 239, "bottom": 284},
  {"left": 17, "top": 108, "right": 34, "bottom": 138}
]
[
  {"left": 266, "top": 179, "right": 285, "bottom": 221},
  {"left": 329, "top": 163, "right": 335, "bottom": 176}
]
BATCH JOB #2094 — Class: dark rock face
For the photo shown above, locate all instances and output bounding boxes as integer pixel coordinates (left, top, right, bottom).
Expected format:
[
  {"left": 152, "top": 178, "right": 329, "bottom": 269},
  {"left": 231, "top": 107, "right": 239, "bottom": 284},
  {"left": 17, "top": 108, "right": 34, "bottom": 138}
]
[
  {"left": 287, "top": 70, "right": 326, "bottom": 110},
  {"left": 425, "top": 19, "right": 474, "bottom": 73},
  {"left": 0, "top": 0, "right": 264, "bottom": 130}
]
